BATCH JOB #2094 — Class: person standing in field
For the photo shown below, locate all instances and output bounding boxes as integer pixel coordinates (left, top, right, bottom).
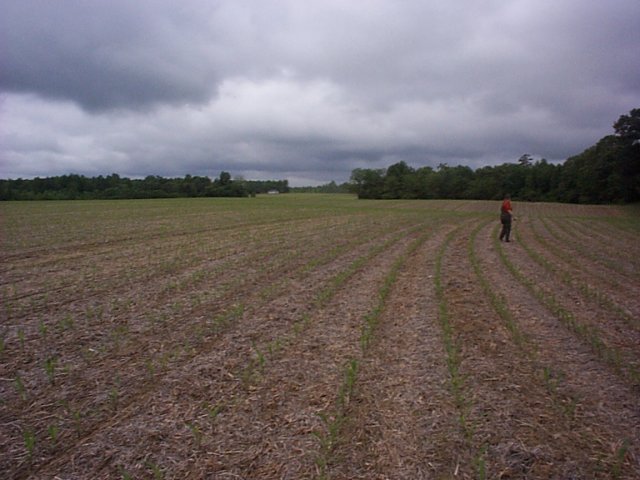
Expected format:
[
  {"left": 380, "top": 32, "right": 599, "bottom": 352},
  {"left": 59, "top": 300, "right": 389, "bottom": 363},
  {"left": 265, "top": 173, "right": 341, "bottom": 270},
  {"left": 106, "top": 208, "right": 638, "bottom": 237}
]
[{"left": 499, "top": 194, "right": 513, "bottom": 242}]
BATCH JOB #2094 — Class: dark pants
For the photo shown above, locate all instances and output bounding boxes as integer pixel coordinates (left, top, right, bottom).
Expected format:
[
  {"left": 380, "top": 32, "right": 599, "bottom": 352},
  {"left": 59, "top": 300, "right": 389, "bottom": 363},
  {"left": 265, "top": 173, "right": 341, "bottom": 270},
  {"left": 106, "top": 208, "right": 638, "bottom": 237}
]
[{"left": 499, "top": 213, "right": 512, "bottom": 241}]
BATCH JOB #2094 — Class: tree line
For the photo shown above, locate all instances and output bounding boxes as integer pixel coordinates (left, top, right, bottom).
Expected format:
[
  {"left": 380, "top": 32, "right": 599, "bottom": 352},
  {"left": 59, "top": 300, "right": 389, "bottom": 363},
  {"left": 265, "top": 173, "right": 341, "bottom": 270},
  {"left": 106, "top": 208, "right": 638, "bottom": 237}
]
[
  {"left": 350, "top": 109, "right": 639, "bottom": 203},
  {"left": 291, "top": 181, "right": 351, "bottom": 194},
  {"left": 2, "top": 109, "right": 638, "bottom": 203},
  {"left": 0, "top": 172, "right": 289, "bottom": 201}
]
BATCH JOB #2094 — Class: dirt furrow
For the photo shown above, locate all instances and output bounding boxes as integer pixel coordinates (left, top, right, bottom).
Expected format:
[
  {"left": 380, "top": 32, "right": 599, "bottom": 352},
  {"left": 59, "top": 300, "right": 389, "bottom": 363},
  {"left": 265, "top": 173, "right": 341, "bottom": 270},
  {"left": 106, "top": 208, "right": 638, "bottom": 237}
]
[
  {"left": 543, "top": 217, "right": 640, "bottom": 280},
  {"left": 173, "top": 226, "right": 435, "bottom": 479},
  {"left": 0, "top": 215, "right": 364, "bottom": 321},
  {"left": 326, "top": 224, "right": 462, "bottom": 479},
  {"left": 3, "top": 223, "right": 400, "bottom": 476},
  {"left": 0, "top": 207, "right": 341, "bottom": 263},
  {"left": 17, "top": 222, "right": 432, "bottom": 478},
  {"left": 476, "top": 221, "right": 640, "bottom": 478},
  {"left": 436, "top": 219, "right": 625, "bottom": 478},
  {"left": 521, "top": 217, "right": 640, "bottom": 326},
  {"left": 0, "top": 215, "right": 400, "bottom": 386},
  {"left": 509, "top": 220, "right": 640, "bottom": 381}
]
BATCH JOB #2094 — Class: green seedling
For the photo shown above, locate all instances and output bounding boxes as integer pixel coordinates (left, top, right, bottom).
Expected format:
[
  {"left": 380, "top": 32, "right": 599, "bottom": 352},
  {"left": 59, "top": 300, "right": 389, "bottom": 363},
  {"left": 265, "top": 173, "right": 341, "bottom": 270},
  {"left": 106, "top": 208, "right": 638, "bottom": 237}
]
[
  {"left": 185, "top": 422, "right": 203, "bottom": 448},
  {"left": 612, "top": 439, "right": 630, "bottom": 480},
  {"left": 47, "top": 424, "right": 59, "bottom": 445},
  {"left": 38, "top": 320, "right": 48, "bottom": 339},
  {"left": 23, "top": 428, "right": 36, "bottom": 459},
  {"left": 474, "top": 444, "right": 488, "bottom": 480},
  {"left": 498, "top": 229, "right": 633, "bottom": 384},
  {"left": 58, "top": 314, "right": 74, "bottom": 331},
  {"left": 436, "top": 227, "right": 474, "bottom": 437},
  {"left": 543, "top": 366, "right": 563, "bottom": 394},
  {"left": 204, "top": 402, "right": 224, "bottom": 420},
  {"left": 254, "top": 344, "right": 266, "bottom": 369},
  {"left": 118, "top": 465, "right": 134, "bottom": 480},
  {"left": 313, "top": 411, "right": 345, "bottom": 474},
  {"left": 14, "top": 374, "right": 27, "bottom": 401},
  {"left": 71, "top": 409, "right": 83, "bottom": 433},
  {"left": 146, "top": 461, "right": 165, "bottom": 480},
  {"left": 145, "top": 358, "right": 156, "bottom": 377},
  {"left": 44, "top": 356, "right": 57, "bottom": 384},
  {"left": 109, "top": 386, "right": 119, "bottom": 410},
  {"left": 337, "top": 359, "right": 359, "bottom": 410}
]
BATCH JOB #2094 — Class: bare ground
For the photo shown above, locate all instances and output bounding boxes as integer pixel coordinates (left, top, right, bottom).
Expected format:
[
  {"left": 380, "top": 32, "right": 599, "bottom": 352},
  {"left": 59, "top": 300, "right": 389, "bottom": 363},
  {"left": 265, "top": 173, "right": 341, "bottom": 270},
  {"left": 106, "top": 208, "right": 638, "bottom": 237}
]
[{"left": 1, "top": 198, "right": 639, "bottom": 479}]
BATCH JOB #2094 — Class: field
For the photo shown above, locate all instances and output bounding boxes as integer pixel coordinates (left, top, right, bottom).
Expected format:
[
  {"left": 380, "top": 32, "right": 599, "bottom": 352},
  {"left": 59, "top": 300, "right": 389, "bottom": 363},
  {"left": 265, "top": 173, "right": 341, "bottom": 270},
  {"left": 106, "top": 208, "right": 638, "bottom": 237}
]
[{"left": 1, "top": 194, "right": 639, "bottom": 479}]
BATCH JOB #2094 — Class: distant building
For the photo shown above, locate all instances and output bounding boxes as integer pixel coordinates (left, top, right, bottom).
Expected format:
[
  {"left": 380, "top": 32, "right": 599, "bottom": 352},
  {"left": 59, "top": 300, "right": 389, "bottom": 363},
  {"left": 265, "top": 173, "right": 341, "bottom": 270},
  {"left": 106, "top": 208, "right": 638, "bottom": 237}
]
[{"left": 267, "top": 190, "right": 280, "bottom": 195}]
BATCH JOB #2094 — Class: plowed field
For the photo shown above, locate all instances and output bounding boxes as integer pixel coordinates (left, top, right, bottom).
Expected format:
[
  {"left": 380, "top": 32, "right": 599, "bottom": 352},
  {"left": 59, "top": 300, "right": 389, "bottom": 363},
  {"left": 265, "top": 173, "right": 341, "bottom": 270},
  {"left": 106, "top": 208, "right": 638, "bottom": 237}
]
[{"left": 1, "top": 195, "right": 639, "bottom": 479}]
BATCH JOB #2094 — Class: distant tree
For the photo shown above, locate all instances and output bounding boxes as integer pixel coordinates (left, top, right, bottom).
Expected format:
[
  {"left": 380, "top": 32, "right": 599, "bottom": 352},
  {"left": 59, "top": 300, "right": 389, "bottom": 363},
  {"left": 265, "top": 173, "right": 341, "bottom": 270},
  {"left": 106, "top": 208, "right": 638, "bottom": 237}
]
[
  {"left": 467, "top": 166, "right": 501, "bottom": 200},
  {"left": 244, "top": 179, "right": 290, "bottom": 194},
  {"left": 290, "top": 181, "right": 351, "bottom": 193},
  {"left": 218, "top": 171, "right": 232, "bottom": 186},
  {"left": 613, "top": 108, "right": 640, "bottom": 144},
  {"left": 206, "top": 171, "right": 248, "bottom": 197},
  {"left": 350, "top": 168, "right": 385, "bottom": 199},
  {"left": 518, "top": 154, "right": 533, "bottom": 167},
  {"left": 524, "top": 159, "right": 560, "bottom": 201},
  {"left": 383, "top": 161, "right": 415, "bottom": 198},
  {"left": 433, "top": 164, "right": 473, "bottom": 199}
]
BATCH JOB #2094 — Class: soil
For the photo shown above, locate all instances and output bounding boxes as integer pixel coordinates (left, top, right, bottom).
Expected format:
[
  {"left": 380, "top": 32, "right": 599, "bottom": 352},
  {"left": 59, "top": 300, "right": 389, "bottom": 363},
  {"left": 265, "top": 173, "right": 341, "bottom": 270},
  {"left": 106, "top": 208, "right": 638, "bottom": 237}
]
[{"left": 1, "top": 198, "right": 638, "bottom": 479}]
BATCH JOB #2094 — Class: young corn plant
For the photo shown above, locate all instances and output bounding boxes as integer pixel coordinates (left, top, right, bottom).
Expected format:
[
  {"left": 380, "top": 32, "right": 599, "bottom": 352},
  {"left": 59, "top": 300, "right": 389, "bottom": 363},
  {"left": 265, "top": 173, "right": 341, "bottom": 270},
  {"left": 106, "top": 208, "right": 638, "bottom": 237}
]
[
  {"left": 38, "top": 320, "right": 48, "bottom": 340},
  {"left": 360, "top": 230, "right": 431, "bottom": 352},
  {"left": 208, "top": 304, "right": 244, "bottom": 333},
  {"left": 23, "top": 428, "right": 36, "bottom": 460},
  {"left": 337, "top": 358, "right": 359, "bottom": 410},
  {"left": 241, "top": 343, "right": 267, "bottom": 386},
  {"left": 474, "top": 444, "right": 488, "bottom": 480},
  {"left": 108, "top": 386, "right": 119, "bottom": 411},
  {"left": 118, "top": 465, "right": 134, "bottom": 480},
  {"left": 203, "top": 402, "right": 224, "bottom": 421},
  {"left": 47, "top": 424, "right": 59, "bottom": 446},
  {"left": 185, "top": 421, "right": 203, "bottom": 449},
  {"left": 435, "top": 228, "right": 471, "bottom": 436},
  {"left": 542, "top": 366, "right": 562, "bottom": 395},
  {"left": 57, "top": 314, "right": 75, "bottom": 332},
  {"left": 44, "top": 356, "right": 57, "bottom": 384},
  {"left": 313, "top": 359, "right": 360, "bottom": 477},
  {"left": 146, "top": 461, "right": 165, "bottom": 480},
  {"left": 469, "top": 221, "right": 529, "bottom": 351},
  {"left": 612, "top": 439, "right": 631, "bottom": 480},
  {"left": 527, "top": 220, "right": 637, "bottom": 331},
  {"left": 14, "top": 374, "right": 27, "bottom": 401},
  {"left": 498, "top": 228, "right": 638, "bottom": 384}
]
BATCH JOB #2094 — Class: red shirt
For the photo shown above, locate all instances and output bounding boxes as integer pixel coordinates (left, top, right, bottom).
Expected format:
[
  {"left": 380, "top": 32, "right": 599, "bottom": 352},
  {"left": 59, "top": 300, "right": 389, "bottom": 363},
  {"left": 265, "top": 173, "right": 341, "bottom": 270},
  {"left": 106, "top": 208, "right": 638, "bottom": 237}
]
[{"left": 501, "top": 199, "right": 512, "bottom": 214}]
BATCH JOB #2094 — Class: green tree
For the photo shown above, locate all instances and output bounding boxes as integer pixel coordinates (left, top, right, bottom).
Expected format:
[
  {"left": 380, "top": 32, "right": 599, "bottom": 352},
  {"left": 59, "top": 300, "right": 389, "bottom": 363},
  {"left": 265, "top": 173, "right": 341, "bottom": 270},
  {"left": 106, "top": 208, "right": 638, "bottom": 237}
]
[
  {"left": 218, "top": 171, "right": 232, "bottom": 186},
  {"left": 350, "top": 168, "right": 385, "bottom": 199},
  {"left": 613, "top": 108, "right": 640, "bottom": 144},
  {"left": 383, "top": 161, "right": 415, "bottom": 198}
]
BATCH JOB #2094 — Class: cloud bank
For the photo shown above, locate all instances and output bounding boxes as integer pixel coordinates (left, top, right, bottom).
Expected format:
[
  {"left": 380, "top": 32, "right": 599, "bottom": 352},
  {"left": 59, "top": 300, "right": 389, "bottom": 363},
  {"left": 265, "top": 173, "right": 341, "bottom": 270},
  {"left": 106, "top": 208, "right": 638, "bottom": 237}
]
[{"left": 2, "top": 0, "right": 639, "bottom": 185}]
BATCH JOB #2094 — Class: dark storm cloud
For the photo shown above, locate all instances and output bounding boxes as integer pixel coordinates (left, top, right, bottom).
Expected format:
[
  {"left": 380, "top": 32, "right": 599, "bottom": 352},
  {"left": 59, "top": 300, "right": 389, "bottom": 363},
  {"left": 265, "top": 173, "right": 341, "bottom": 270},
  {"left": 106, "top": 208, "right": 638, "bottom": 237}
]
[
  {"left": 2, "top": 0, "right": 639, "bottom": 185},
  {"left": 1, "top": 0, "right": 225, "bottom": 110}
]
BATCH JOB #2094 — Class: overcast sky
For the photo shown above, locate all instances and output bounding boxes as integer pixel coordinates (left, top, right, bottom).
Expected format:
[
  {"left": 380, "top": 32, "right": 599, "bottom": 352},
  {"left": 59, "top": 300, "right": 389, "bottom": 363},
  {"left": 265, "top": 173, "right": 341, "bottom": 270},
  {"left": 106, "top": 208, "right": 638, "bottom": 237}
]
[{"left": 2, "top": 0, "right": 639, "bottom": 186}]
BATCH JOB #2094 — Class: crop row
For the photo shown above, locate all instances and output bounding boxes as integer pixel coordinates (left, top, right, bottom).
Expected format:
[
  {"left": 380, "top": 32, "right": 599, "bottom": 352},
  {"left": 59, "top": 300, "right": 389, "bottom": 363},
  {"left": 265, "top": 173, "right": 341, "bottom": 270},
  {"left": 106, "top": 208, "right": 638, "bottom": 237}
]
[
  {"left": 1, "top": 206, "right": 439, "bottom": 477},
  {"left": 1, "top": 198, "right": 637, "bottom": 478},
  {"left": 27, "top": 217, "right": 444, "bottom": 478}
]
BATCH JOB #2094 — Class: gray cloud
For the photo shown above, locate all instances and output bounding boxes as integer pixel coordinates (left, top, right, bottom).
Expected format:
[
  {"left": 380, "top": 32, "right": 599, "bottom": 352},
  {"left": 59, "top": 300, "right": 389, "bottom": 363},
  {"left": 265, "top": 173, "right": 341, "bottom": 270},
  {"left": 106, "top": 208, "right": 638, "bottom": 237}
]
[
  {"left": 2, "top": 0, "right": 639, "bottom": 185},
  {"left": 1, "top": 1, "right": 228, "bottom": 110}
]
